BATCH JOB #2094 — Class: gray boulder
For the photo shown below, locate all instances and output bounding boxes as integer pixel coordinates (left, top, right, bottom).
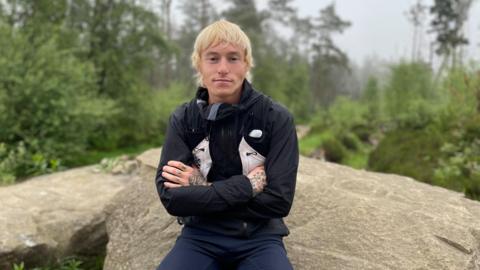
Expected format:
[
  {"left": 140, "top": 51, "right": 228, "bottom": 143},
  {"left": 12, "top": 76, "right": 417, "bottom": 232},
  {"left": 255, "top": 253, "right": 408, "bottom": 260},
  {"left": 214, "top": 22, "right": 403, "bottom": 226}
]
[
  {"left": 103, "top": 149, "right": 179, "bottom": 270},
  {"left": 0, "top": 166, "right": 131, "bottom": 269},
  {"left": 104, "top": 148, "right": 480, "bottom": 270}
]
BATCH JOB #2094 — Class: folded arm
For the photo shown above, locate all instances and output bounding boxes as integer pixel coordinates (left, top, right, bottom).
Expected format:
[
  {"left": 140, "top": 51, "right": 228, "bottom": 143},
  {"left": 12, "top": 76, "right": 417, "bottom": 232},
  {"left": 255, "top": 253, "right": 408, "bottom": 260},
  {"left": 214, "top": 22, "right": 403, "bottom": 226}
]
[{"left": 155, "top": 109, "right": 263, "bottom": 217}]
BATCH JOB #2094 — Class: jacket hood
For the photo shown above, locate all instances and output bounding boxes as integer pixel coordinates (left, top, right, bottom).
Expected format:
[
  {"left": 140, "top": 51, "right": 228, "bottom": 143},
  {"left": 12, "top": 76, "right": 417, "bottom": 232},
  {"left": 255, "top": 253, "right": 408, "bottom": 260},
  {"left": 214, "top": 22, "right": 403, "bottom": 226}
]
[{"left": 195, "top": 80, "right": 262, "bottom": 122}]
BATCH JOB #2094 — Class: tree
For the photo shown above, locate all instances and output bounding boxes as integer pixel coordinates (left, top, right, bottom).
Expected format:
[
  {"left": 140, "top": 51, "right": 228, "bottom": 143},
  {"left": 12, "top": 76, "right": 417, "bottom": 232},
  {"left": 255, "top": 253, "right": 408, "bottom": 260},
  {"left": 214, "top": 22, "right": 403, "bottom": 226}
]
[
  {"left": 86, "top": 0, "right": 169, "bottom": 98},
  {"left": 1, "top": 0, "right": 174, "bottom": 149},
  {"left": 406, "top": 0, "right": 428, "bottom": 62},
  {"left": 384, "top": 62, "right": 437, "bottom": 128},
  {"left": 309, "top": 3, "right": 351, "bottom": 107},
  {"left": 223, "top": 0, "right": 268, "bottom": 48},
  {"left": 267, "top": 0, "right": 297, "bottom": 26},
  {"left": 361, "top": 77, "right": 382, "bottom": 124},
  {"left": 0, "top": 23, "right": 111, "bottom": 178},
  {"left": 430, "top": 0, "right": 473, "bottom": 71},
  {"left": 78, "top": 0, "right": 174, "bottom": 147},
  {"left": 172, "top": 0, "right": 219, "bottom": 88}
]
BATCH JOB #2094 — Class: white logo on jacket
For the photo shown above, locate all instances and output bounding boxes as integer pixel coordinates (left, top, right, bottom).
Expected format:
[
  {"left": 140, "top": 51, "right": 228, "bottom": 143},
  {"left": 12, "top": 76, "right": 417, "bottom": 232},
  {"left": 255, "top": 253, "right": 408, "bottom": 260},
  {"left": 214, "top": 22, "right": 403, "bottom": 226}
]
[{"left": 192, "top": 133, "right": 266, "bottom": 178}]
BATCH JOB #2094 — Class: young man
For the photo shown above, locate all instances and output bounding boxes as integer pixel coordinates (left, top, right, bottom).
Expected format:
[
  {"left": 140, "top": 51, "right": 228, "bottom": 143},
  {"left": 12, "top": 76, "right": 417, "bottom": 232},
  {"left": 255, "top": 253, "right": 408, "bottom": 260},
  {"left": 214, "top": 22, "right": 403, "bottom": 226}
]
[{"left": 155, "top": 19, "right": 299, "bottom": 270}]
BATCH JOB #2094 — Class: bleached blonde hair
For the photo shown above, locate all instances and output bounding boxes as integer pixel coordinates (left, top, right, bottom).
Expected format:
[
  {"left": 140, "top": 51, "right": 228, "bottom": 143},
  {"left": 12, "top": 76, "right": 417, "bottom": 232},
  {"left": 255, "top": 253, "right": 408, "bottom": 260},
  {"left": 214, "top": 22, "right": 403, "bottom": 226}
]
[{"left": 191, "top": 19, "right": 254, "bottom": 86}]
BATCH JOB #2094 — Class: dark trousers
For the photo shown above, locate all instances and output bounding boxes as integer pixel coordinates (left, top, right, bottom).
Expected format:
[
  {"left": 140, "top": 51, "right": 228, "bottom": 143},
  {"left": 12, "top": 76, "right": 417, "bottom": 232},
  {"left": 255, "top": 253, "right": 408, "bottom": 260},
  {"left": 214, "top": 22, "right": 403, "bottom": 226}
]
[{"left": 156, "top": 226, "right": 294, "bottom": 270}]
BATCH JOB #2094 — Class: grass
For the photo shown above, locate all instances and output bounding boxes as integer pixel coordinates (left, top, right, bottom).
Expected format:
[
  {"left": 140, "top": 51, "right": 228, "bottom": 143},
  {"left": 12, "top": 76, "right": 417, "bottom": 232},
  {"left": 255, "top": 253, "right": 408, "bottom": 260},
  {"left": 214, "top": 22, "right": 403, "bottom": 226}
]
[
  {"left": 343, "top": 146, "right": 371, "bottom": 169},
  {"left": 299, "top": 130, "right": 335, "bottom": 156},
  {"left": 300, "top": 129, "right": 372, "bottom": 170},
  {"left": 12, "top": 255, "right": 104, "bottom": 270}
]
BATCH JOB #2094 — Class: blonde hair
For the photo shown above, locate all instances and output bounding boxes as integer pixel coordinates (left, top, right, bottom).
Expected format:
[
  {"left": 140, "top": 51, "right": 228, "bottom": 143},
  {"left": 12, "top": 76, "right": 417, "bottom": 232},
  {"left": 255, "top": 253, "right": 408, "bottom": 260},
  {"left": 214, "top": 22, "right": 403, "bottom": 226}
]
[{"left": 191, "top": 19, "right": 254, "bottom": 86}]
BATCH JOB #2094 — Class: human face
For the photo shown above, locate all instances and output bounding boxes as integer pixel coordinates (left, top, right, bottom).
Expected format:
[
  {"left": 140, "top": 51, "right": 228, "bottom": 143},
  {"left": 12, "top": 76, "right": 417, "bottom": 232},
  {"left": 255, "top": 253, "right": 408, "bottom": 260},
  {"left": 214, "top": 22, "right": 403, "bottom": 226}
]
[{"left": 199, "top": 42, "right": 249, "bottom": 104}]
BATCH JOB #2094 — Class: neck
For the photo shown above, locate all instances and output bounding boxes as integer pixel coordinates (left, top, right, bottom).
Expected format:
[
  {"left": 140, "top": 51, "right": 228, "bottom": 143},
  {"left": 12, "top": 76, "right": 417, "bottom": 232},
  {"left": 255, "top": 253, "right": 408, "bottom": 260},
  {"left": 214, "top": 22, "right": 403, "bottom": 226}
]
[{"left": 208, "top": 93, "right": 241, "bottom": 105}]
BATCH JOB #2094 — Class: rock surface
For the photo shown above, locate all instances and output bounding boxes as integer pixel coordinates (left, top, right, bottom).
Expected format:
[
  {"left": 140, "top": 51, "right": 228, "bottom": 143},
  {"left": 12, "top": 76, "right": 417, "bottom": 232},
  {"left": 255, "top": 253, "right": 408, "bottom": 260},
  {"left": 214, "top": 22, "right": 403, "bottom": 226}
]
[
  {"left": 103, "top": 149, "right": 178, "bottom": 270},
  {"left": 0, "top": 166, "right": 131, "bottom": 269},
  {"left": 104, "top": 148, "right": 480, "bottom": 270}
]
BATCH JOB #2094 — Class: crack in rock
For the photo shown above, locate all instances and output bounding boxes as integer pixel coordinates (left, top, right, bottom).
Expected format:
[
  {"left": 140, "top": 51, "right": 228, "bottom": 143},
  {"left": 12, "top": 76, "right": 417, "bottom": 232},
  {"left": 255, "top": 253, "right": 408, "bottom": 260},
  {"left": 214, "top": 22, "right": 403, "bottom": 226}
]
[{"left": 435, "top": 235, "right": 472, "bottom": 254}]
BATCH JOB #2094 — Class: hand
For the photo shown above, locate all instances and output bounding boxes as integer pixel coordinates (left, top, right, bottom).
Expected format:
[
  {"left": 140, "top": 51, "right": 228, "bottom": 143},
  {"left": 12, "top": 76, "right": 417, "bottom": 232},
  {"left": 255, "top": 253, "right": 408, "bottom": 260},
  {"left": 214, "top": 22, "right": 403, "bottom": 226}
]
[
  {"left": 247, "top": 165, "right": 267, "bottom": 196},
  {"left": 162, "top": 160, "right": 210, "bottom": 189}
]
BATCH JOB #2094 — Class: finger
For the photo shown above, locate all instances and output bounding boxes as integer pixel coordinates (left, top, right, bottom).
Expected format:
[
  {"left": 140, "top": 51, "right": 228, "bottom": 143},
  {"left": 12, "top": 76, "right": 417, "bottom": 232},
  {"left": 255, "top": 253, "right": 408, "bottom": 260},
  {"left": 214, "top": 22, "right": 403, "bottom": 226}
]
[
  {"left": 167, "top": 160, "right": 193, "bottom": 172},
  {"left": 250, "top": 165, "right": 265, "bottom": 174},
  {"left": 163, "top": 165, "right": 184, "bottom": 176},
  {"left": 164, "top": 182, "right": 182, "bottom": 189},
  {"left": 162, "top": 171, "right": 182, "bottom": 183}
]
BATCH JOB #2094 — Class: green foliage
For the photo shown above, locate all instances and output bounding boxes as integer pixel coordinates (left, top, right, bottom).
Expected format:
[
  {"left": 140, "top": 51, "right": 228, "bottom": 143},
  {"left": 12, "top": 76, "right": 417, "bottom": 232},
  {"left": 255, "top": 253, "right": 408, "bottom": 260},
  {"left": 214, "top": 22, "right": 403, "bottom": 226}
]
[
  {"left": 368, "top": 128, "right": 444, "bottom": 184},
  {"left": 343, "top": 150, "right": 369, "bottom": 169},
  {"left": 384, "top": 62, "right": 438, "bottom": 128},
  {"left": 67, "top": 143, "right": 154, "bottom": 168},
  {"left": 303, "top": 95, "right": 373, "bottom": 167},
  {"left": 0, "top": 0, "right": 477, "bottom": 207},
  {"left": 299, "top": 130, "right": 335, "bottom": 156},
  {"left": 436, "top": 67, "right": 480, "bottom": 124},
  {"left": 322, "top": 138, "right": 347, "bottom": 163},
  {"left": 84, "top": 81, "right": 190, "bottom": 152},
  {"left": 281, "top": 57, "right": 313, "bottom": 121},
  {"left": 13, "top": 262, "right": 25, "bottom": 270},
  {"left": 254, "top": 53, "right": 312, "bottom": 122},
  {"left": 153, "top": 82, "right": 193, "bottom": 134},
  {"left": 430, "top": 0, "right": 470, "bottom": 65},
  {"left": 339, "top": 132, "right": 361, "bottom": 151},
  {"left": 0, "top": 142, "right": 63, "bottom": 184},
  {"left": 351, "top": 124, "right": 374, "bottom": 143},
  {"left": 328, "top": 96, "right": 367, "bottom": 132},
  {"left": 58, "top": 258, "right": 83, "bottom": 270},
  {"left": 309, "top": 3, "right": 351, "bottom": 106},
  {"left": 11, "top": 255, "right": 103, "bottom": 270},
  {"left": 361, "top": 76, "right": 383, "bottom": 124},
  {"left": 364, "top": 66, "right": 480, "bottom": 201},
  {"left": 0, "top": 24, "right": 111, "bottom": 180},
  {"left": 300, "top": 129, "right": 370, "bottom": 168},
  {"left": 434, "top": 115, "right": 480, "bottom": 199},
  {"left": 309, "top": 96, "right": 369, "bottom": 136},
  {"left": 85, "top": 0, "right": 169, "bottom": 99},
  {"left": 0, "top": 1, "right": 177, "bottom": 180},
  {"left": 0, "top": 143, "right": 17, "bottom": 185}
]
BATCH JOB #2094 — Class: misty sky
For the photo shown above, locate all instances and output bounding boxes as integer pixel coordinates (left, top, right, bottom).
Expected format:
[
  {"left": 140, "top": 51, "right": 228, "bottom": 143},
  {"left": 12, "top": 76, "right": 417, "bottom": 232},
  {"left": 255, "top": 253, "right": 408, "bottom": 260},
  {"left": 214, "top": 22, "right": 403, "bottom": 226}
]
[
  {"left": 292, "top": 0, "right": 480, "bottom": 64},
  {"left": 172, "top": 0, "right": 480, "bottom": 65}
]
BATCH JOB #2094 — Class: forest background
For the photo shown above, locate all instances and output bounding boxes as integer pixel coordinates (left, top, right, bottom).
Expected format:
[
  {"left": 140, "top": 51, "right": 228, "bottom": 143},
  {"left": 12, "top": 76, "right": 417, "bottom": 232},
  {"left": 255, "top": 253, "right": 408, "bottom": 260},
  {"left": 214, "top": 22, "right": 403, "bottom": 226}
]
[
  {"left": 1, "top": 0, "right": 479, "bottom": 202},
  {"left": 2, "top": 0, "right": 480, "bottom": 268}
]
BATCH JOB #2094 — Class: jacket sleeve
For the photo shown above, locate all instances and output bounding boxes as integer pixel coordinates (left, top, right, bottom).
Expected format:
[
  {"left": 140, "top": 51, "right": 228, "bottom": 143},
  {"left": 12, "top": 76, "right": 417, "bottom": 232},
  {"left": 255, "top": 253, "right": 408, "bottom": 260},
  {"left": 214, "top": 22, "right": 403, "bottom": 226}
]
[
  {"left": 217, "top": 107, "right": 299, "bottom": 220},
  {"left": 155, "top": 106, "right": 254, "bottom": 217}
]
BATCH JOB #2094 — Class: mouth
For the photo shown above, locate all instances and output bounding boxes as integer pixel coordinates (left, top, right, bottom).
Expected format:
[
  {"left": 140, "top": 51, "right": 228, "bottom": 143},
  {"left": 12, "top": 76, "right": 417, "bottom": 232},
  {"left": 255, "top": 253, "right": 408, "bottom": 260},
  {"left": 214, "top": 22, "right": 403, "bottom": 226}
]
[{"left": 213, "top": 79, "right": 233, "bottom": 83}]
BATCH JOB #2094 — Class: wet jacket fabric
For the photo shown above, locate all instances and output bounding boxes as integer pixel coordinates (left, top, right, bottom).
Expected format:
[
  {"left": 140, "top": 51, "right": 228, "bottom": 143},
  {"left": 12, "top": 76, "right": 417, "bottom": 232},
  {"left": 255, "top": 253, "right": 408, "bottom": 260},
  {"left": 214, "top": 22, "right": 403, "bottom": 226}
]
[{"left": 155, "top": 80, "right": 299, "bottom": 238}]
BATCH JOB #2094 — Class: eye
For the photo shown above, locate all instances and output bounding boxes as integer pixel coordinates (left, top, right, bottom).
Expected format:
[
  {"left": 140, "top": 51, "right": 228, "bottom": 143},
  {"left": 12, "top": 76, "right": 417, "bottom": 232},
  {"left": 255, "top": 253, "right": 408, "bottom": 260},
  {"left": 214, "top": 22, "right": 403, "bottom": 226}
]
[
  {"left": 207, "top": 56, "right": 218, "bottom": 62},
  {"left": 229, "top": 56, "right": 239, "bottom": 62}
]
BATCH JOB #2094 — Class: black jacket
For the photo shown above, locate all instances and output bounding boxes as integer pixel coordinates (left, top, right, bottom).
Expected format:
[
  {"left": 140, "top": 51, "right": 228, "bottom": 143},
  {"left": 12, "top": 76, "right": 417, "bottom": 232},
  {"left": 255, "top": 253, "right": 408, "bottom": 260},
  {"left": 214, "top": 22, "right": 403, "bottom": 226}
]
[{"left": 155, "top": 80, "right": 299, "bottom": 238}]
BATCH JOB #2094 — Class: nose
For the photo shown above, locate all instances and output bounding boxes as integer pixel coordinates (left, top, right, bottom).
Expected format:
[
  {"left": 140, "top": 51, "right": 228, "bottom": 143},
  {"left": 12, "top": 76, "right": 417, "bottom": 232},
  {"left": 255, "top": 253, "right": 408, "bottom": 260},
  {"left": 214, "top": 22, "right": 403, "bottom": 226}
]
[{"left": 217, "top": 58, "right": 229, "bottom": 75}]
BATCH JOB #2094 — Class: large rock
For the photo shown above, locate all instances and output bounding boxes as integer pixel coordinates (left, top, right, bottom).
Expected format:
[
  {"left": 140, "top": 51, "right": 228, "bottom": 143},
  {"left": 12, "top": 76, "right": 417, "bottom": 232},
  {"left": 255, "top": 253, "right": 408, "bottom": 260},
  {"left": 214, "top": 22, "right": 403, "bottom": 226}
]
[
  {"left": 104, "top": 148, "right": 480, "bottom": 270},
  {"left": 103, "top": 149, "right": 179, "bottom": 270},
  {"left": 0, "top": 166, "right": 131, "bottom": 269}
]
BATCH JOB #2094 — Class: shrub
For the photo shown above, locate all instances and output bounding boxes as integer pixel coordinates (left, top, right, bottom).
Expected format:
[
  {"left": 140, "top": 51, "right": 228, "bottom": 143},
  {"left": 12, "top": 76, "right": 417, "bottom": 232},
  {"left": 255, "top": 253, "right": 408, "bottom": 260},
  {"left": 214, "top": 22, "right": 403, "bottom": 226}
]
[
  {"left": 383, "top": 62, "right": 439, "bottom": 129},
  {"left": 339, "top": 132, "right": 361, "bottom": 151},
  {"left": 299, "top": 130, "right": 335, "bottom": 156},
  {"left": 322, "top": 138, "right": 347, "bottom": 163},
  {"left": 351, "top": 124, "right": 372, "bottom": 143},
  {"left": 0, "top": 24, "right": 111, "bottom": 181},
  {"left": 328, "top": 96, "right": 368, "bottom": 133},
  {"left": 368, "top": 128, "right": 444, "bottom": 184},
  {"left": 434, "top": 115, "right": 480, "bottom": 198}
]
